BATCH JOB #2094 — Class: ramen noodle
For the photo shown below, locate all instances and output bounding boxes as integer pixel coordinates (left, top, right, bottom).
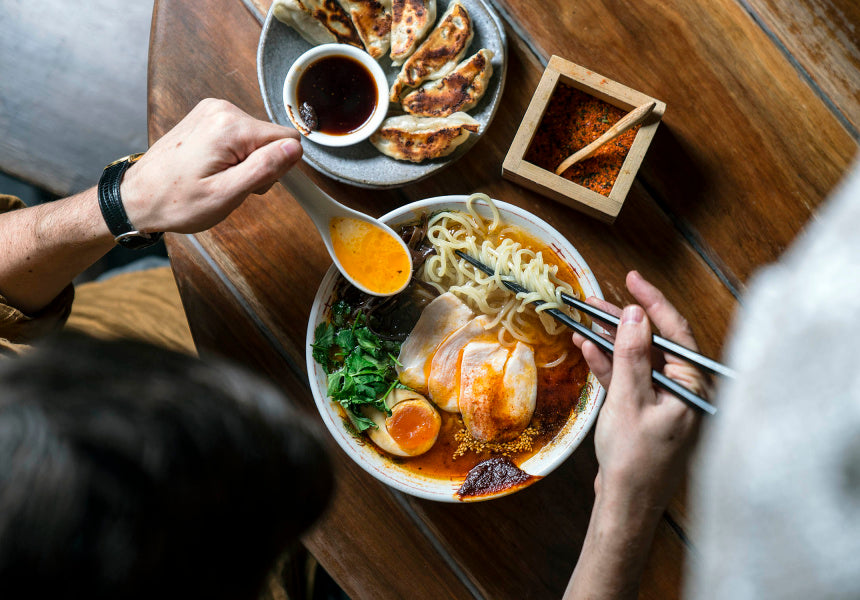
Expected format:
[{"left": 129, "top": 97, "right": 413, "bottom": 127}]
[{"left": 420, "top": 192, "right": 583, "bottom": 366}]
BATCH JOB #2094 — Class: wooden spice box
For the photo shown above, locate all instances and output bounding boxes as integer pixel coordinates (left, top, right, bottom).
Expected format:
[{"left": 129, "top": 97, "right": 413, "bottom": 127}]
[{"left": 503, "top": 56, "right": 665, "bottom": 223}]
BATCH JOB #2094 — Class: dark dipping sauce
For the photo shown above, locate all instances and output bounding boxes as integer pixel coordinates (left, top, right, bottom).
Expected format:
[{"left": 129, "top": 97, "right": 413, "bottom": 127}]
[{"left": 297, "top": 55, "right": 377, "bottom": 135}]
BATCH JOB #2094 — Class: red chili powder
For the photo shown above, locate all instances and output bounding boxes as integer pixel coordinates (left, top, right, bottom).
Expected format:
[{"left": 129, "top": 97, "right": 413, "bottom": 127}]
[{"left": 524, "top": 83, "right": 640, "bottom": 197}]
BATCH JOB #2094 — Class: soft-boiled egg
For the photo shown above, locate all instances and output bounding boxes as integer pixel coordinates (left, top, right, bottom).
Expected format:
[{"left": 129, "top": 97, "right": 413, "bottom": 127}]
[
  {"left": 364, "top": 389, "right": 442, "bottom": 457},
  {"left": 397, "top": 292, "right": 473, "bottom": 393},
  {"left": 458, "top": 341, "right": 537, "bottom": 443}
]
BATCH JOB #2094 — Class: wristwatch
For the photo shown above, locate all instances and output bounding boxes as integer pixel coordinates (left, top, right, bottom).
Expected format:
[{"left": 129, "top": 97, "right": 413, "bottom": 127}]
[{"left": 97, "top": 153, "right": 164, "bottom": 250}]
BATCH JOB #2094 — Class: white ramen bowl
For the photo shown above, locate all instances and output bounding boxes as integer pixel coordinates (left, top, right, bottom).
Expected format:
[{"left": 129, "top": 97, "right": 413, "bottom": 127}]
[{"left": 305, "top": 195, "right": 606, "bottom": 502}]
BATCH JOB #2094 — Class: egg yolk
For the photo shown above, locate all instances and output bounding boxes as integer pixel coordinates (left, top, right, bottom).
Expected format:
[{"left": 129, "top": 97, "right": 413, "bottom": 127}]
[
  {"left": 386, "top": 400, "right": 441, "bottom": 454},
  {"left": 329, "top": 217, "right": 411, "bottom": 295}
]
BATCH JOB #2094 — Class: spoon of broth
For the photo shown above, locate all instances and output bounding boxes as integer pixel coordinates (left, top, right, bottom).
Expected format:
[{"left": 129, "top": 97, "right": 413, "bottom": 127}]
[{"left": 279, "top": 169, "right": 412, "bottom": 296}]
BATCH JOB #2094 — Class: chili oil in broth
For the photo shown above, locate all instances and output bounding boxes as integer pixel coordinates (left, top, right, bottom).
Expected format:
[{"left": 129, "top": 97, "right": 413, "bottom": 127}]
[{"left": 329, "top": 217, "right": 411, "bottom": 295}]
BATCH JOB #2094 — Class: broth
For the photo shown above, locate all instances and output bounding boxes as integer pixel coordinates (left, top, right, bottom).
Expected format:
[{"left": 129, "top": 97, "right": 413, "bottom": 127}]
[
  {"left": 393, "top": 352, "right": 588, "bottom": 478},
  {"left": 329, "top": 217, "right": 411, "bottom": 295}
]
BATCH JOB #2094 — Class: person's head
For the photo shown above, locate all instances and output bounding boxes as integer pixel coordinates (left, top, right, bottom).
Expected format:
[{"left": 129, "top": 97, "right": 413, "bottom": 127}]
[{"left": 0, "top": 333, "right": 333, "bottom": 599}]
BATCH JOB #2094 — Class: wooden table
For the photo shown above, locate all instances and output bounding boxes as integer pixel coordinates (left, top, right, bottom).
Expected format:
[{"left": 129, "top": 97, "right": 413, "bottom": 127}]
[{"left": 148, "top": 1, "right": 858, "bottom": 598}]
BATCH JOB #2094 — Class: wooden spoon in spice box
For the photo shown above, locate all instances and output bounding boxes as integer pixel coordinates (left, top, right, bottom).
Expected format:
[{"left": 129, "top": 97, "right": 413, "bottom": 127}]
[{"left": 555, "top": 101, "right": 656, "bottom": 175}]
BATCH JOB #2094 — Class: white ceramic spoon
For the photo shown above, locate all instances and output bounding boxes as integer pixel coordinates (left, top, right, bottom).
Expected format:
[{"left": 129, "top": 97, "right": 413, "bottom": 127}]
[{"left": 279, "top": 169, "right": 412, "bottom": 296}]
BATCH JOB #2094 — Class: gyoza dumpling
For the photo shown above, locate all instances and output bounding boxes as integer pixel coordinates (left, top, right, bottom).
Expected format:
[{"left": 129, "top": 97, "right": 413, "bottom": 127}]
[
  {"left": 401, "top": 49, "right": 494, "bottom": 117},
  {"left": 273, "top": 0, "right": 363, "bottom": 48},
  {"left": 389, "top": 2, "right": 473, "bottom": 102},
  {"left": 390, "top": 0, "right": 437, "bottom": 65},
  {"left": 336, "top": 0, "right": 392, "bottom": 60},
  {"left": 369, "top": 112, "right": 479, "bottom": 163}
]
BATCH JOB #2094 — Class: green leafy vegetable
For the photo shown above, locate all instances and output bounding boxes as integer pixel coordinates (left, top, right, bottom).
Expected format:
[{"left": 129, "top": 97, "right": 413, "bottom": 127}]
[
  {"left": 311, "top": 322, "right": 335, "bottom": 372},
  {"left": 331, "top": 300, "right": 352, "bottom": 328},
  {"left": 312, "top": 310, "right": 406, "bottom": 432}
]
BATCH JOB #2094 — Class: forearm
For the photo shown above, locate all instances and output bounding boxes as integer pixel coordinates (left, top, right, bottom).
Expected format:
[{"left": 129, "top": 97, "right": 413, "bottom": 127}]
[
  {"left": 566, "top": 274, "right": 703, "bottom": 599},
  {"left": 0, "top": 100, "right": 302, "bottom": 316},
  {"left": 0, "top": 187, "right": 115, "bottom": 314},
  {"left": 564, "top": 487, "right": 664, "bottom": 600}
]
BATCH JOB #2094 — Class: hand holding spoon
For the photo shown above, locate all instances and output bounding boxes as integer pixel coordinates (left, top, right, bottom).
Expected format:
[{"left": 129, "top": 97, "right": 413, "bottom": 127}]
[
  {"left": 555, "top": 101, "right": 656, "bottom": 175},
  {"left": 279, "top": 169, "right": 412, "bottom": 296}
]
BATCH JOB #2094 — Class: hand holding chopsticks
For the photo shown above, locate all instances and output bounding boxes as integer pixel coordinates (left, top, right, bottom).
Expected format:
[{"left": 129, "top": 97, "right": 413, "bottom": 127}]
[
  {"left": 558, "top": 290, "right": 736, "bottom": 379},
  {"left": 455, "top": 251, "right": 721, "bottom": 415}
]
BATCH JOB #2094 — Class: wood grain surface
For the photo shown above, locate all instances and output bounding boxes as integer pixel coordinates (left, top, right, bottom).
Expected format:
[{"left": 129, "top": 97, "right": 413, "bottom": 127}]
[
  {"left": 148, "top": 0, "right": 857, "bottom": 598},
  {"left": 744, "top": 0, "right": 860, "bottom": 134}
]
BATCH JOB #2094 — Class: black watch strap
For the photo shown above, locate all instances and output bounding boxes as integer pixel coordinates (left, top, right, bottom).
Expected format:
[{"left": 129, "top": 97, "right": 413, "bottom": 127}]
[{"left": 97, "top": 153, "right": 164, "bottom": 250}]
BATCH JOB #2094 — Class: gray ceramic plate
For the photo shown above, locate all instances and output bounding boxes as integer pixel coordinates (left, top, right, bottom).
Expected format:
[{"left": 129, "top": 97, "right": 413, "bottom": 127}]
[{"left": 257, "top": 0, "right": 507, "bottom": 189}]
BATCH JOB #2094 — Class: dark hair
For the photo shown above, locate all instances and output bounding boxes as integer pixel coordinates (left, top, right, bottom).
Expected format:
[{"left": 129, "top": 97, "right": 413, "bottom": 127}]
[{"left": 0, "top": 333, "right": 333, "bottom": 599}]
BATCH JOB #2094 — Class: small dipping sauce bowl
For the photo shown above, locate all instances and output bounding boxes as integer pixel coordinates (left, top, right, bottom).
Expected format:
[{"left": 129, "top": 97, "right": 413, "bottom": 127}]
[{"left": 283, "top": 44, "right": 389, "bottom": 147}]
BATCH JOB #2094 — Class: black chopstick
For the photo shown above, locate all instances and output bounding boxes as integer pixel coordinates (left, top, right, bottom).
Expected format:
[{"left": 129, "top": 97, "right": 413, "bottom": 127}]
[
  {"left": 455, "top": 250, "right": 718, "bottom": 415},
  {"left": 557, "top": 292, "right": 736, "bottom": 379}
]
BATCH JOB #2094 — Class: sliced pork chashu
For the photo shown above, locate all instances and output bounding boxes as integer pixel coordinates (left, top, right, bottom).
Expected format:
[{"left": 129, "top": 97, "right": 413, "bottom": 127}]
[
  {"left": 390, "top": 0, "right": 437, "bottom": 65},
  {"left": 274, "top": 0, "right": 363, "bottom": 47},
  {"left": 336, "top": 0, "right": 392, "bottom": 59},
  {"left": 397, "top": 292, "right": 474, "bottom": 393},
  {"left": 401, "top": 49, "right": 493, "bottom": 117},
  {"left": 389, "top": 1, "right": 473, "bottom": 102},
  {"left": 459, "top": 341, "right": 537, "bottom": 443},
  {"left": 370, "top": 112, "right": 479, "bottom": 163},
  {"left": 427, "top": 315, "right": 493, "bottom": 412}
]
